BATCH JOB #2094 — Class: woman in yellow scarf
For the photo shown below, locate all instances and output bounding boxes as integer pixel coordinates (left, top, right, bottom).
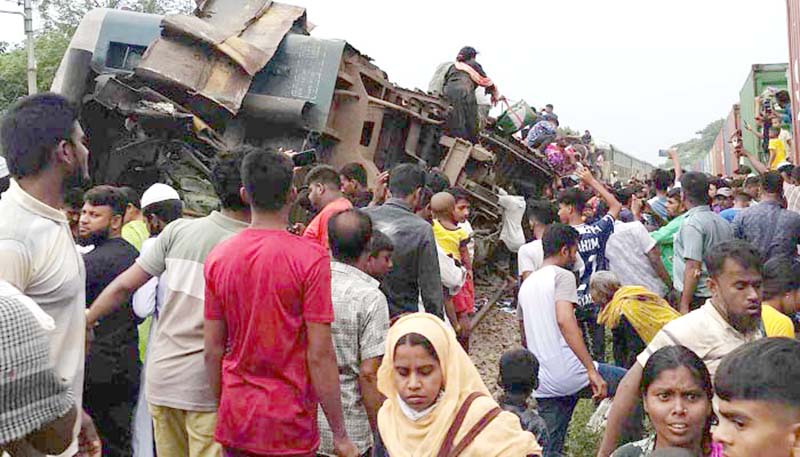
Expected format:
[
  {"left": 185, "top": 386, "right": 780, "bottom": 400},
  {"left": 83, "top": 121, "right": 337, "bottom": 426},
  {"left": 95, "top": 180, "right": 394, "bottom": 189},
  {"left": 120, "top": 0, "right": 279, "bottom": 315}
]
[
  {"left": 377, "top": 313, "right": 542, "bottom": 457},
  {"left": 597, "top": 283, "right": 681, "bottom": 344}
]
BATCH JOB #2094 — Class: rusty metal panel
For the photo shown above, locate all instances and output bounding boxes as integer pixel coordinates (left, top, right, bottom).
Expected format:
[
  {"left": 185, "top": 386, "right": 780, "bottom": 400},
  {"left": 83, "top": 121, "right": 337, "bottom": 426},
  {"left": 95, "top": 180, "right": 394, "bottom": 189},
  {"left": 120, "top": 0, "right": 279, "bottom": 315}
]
[
  {"left": 235, "top": 3, "right": 307, "bottom": 73},
  {"left": 722, "top": 104, "right": 740, "bottom": 175},
  {"left": 136, "top": 1, "right": 306, "bottom": 114},
  {"left": 439, "top": 136, "right": 473, "bottom": 185},
  {"left": 788, "top": 0, "right": 800, "bottom": 163},
  {"left": 193, "top": 0, "right": 273, "bottom": 35},
  {"left": 136, "top": 36, "right": 250, "bottom": 114}
]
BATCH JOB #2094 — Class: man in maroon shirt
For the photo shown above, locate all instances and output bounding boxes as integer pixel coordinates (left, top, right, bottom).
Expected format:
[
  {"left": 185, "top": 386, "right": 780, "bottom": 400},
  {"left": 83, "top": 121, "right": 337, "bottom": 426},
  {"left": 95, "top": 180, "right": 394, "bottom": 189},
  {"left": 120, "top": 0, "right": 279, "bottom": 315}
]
[{"left": 204, "top": 149, "right": 357, "bottom": 457}]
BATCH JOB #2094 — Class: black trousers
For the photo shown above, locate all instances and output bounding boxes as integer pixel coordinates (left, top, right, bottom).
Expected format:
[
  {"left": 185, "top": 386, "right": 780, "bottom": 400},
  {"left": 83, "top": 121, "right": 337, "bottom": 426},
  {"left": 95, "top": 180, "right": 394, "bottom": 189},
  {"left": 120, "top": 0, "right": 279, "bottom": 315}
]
[
  {"left": 84, "top": 378, "right": 139, "bottom": 457},
  {"left": 611, "top": 316, "right": 647, "bottom": 369},
  {"left": 576, "top": 305, "right": 605, "bottom": 363}
]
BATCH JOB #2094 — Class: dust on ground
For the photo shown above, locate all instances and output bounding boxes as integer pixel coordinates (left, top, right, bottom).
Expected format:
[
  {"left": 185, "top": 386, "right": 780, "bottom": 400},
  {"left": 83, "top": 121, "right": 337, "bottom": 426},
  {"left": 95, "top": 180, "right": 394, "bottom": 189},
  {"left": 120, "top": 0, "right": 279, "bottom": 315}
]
[{"left": 469, "top": 281, "right": 519, "bottom": 395}]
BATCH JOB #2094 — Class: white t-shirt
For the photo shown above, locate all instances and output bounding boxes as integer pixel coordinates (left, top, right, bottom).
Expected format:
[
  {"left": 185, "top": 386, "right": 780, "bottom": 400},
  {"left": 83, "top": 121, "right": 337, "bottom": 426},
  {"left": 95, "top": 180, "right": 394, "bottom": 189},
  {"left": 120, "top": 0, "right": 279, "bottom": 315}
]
[
  {"left": 517, "top": 239, "right": 585, "bottom": 278},
  {"left": 458, "top": 220, "right": 475, "bottom": 259},
  {"left": 0, "top": 180, "right": 85, "bottom": 456},
  {"left": 519, "top": 265, "right": 589, "bottom": 398},
  {"left": 497, "top": 195, "right": 526, "bottom": 252},
  {"left": 605, "top": 221, "right": 667, "bottom": 297},
  {"left": 132, "top": 237, "right": 167, "bottom": 319}
]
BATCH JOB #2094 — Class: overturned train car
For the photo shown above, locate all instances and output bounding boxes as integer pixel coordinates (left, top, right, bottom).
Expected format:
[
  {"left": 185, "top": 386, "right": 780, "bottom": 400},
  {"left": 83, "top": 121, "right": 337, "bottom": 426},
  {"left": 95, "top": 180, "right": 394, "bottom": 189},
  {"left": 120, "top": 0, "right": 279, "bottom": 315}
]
[{"left": 51, "top": 3, "right": 554, "bottom": 239}]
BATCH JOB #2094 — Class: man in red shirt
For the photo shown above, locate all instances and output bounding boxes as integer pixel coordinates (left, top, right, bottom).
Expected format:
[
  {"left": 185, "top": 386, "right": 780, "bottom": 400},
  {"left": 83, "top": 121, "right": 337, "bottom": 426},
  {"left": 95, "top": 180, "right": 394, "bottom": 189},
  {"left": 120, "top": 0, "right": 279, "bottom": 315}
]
[
  {"left": 204, "top": 150, "right": 358, "bottom": 457},
  {"left": 303, "top": 165, "right": 353, "bottom": 249}
]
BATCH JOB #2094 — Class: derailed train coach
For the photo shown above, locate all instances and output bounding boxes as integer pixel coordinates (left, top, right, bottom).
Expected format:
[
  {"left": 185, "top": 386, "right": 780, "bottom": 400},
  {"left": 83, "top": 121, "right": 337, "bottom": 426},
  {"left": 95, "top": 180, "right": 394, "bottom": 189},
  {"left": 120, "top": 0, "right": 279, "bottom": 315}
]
[
  {"left": 50, "top": 0, "right": 555, "bottom": 235},
  {"left": 594, "top": 141, "right": 653, "bottom": 181}
]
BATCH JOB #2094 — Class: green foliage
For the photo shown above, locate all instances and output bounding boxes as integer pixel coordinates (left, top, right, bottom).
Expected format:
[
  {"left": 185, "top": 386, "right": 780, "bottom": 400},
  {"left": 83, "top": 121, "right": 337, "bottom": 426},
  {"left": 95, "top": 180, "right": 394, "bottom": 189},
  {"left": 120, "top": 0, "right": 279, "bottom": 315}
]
[
  {"left": 558, "top": 126, "right": 580, "bottom": 137},
  {"left": 664, "top": 118, "right": 725, "bottom": 167},
  {"left": 0, "top": 0, "right": 194, "bottom": 112},
  {"left": 38, "top": 0, "right": 194, "bottom": 34},
  {"left": 565, "top": 399, "right": 603, "bottom": 456},
  {"left": 0, "top": 30, "right": 71, "bottom": 111}
]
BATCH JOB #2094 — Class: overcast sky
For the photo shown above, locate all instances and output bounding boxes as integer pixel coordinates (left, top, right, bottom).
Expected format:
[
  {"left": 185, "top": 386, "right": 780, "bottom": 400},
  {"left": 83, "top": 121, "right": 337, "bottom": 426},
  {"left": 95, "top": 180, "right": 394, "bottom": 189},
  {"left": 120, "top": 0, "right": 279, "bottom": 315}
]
[{"left": 0, "top": 0, "right": 790, "bottom": 164}]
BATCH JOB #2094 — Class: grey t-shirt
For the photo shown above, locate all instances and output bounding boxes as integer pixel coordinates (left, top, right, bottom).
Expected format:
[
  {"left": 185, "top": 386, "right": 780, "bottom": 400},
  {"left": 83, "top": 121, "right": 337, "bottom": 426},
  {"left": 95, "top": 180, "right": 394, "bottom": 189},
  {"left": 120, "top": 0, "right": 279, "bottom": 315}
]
[{"left": 673, "top": 206, "right": 733, "bottom": 297}]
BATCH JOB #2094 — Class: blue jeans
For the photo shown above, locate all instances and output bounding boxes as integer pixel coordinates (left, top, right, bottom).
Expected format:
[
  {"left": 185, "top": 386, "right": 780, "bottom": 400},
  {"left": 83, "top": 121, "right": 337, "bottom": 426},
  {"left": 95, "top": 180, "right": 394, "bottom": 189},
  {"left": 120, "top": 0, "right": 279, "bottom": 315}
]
[{"left": 537, "top": 363, "right": 643, "bottom": 457}]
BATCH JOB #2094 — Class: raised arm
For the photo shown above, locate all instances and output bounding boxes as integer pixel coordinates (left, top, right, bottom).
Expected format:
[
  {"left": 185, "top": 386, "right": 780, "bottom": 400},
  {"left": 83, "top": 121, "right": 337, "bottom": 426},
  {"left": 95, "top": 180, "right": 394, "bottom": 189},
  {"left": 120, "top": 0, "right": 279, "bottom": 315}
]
[
  {"left": 577, "top": 166, "right": 622, "bottom": 219},
  {"left": 736, "top": 145, "right": 769, "bottom": 175},
  {"left": 668, "top": 148, "right": 682, "bottom": 181},
  {"left": 745, "top": 121, "right": 765, "bottom": 140}
]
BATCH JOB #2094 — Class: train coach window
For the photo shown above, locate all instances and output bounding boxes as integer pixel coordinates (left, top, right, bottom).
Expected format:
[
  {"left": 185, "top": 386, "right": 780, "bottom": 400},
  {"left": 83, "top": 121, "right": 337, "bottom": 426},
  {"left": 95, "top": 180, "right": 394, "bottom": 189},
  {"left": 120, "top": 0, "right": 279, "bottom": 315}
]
[
  {"left": 106, "top": 42, "right": 147, "bottom": 72},
  {"left": 360, "top": 121, "right": 375, "bottom": 146}
]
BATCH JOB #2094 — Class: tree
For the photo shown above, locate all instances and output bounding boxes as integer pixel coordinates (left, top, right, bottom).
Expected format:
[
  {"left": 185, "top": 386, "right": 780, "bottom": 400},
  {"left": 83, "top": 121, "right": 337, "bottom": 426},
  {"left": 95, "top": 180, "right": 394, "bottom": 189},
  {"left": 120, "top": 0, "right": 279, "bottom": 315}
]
[
  {"left": 557, "top": 126, "right": 580, "bottom": 137},
  {"left": 662, "top": 118, "right": 724, "bottom": 168},
  {"left": 0, "top": 30, "right": 70, "bottom": 111},
  {"left": 38, "top": 0, "right": 194, "bottom": 34},
  {"left": 0, "top": 0, "right": 194, "bottom": 112}
]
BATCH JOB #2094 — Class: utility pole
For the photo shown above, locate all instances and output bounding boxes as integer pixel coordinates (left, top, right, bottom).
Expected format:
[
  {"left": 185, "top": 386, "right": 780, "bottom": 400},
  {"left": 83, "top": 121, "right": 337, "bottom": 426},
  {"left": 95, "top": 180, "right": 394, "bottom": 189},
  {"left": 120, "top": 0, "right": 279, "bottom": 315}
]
[
  {"left": 0, "top": 0, "right": 36, "bottom": 95},
  {"left": 23, "top": 0, "right": 35, "bottom": 94}
]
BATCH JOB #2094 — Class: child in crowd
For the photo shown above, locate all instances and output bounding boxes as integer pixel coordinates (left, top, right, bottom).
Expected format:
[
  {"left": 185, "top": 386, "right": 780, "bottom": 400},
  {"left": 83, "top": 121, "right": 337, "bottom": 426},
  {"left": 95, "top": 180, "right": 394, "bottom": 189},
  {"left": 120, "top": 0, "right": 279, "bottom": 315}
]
[
  {"left": 431, "top": 192, "right": 472, "bottom": 349},
  {"left": 713, "top": 338, "right": 800, "bottom": 457},
  {"left": 449, "top": 189, "right": 476, "bottom": 333},
  {"left": 498, "top": 349, "right": 550, "bottom": 452},
  {"left": 365, "top": 229, "right": 394, "bottom": 280},
  {"left": 768, "top": 127, "right": 788, "bottom": 170}
]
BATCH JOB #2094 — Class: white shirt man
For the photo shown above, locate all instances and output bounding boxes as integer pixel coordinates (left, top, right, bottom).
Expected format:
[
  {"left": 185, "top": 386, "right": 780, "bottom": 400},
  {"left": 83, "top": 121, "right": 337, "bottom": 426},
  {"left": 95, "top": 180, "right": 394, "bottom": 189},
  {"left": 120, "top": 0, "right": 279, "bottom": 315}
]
[
  {"left": 518, "top": 240, "right": 585, "bottom": 281},
  {"left": 605, "top": 221, "right": 668, "bottom": 297},
  {"left": 497, "top": 192, "right": 526, "bottom": 253},
  {"left": 0, "top": 181, "right": 86, "bottom": 456}
]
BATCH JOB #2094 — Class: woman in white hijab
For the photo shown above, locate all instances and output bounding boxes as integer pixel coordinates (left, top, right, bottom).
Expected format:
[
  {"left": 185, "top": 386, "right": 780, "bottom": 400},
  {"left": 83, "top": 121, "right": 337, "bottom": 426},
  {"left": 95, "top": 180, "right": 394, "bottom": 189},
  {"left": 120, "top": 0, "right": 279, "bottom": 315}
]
[{"left": 377, "top": 312, "right": 542, "bottom": 457}]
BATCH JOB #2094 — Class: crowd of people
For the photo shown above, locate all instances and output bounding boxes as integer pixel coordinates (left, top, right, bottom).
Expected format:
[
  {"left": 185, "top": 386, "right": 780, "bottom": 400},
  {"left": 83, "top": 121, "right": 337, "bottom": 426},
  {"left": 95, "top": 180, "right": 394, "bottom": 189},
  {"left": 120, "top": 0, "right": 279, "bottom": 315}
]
[{"left": 3, "top": 76, "right": 800, "bottom": 457}]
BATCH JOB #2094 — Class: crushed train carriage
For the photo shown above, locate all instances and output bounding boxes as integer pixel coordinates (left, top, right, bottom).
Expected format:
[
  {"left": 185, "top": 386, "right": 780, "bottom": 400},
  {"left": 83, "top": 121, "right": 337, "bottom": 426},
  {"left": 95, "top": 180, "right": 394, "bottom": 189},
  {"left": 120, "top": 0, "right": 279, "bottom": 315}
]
[{"left": 51, "top": 2, "right": 556, "bottom": 262}]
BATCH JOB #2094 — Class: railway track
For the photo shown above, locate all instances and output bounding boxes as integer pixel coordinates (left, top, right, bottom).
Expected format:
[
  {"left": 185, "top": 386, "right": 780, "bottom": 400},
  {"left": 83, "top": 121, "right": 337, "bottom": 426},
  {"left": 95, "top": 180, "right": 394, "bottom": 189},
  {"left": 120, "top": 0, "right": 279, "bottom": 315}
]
[{"left": 471, "top": 283, "right": 514, "bottom": 329}]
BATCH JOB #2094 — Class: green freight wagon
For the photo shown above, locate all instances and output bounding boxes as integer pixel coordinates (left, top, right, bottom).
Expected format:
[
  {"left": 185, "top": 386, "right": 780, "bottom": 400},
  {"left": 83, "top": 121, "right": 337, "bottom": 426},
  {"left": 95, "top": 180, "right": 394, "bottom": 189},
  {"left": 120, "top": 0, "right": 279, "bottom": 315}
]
[{"left": 739, "top": 63, "right": 788, "bottom": 159}]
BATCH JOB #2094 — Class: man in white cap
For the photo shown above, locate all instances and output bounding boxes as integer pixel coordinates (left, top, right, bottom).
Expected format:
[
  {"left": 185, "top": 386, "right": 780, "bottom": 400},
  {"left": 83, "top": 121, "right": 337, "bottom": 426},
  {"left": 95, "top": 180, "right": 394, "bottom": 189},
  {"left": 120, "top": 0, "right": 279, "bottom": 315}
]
[
  {"left": 132, "top": 182, "right": 182, "bottom": 457},
  {"left": 140, "top": 183, "right": 183, "bottom": 237},
  {"left": 132, "top": 182, "right": 184, "bottom": 320},
  {"left": 87, "top": 146, "right": 253, "bottom": 457}
]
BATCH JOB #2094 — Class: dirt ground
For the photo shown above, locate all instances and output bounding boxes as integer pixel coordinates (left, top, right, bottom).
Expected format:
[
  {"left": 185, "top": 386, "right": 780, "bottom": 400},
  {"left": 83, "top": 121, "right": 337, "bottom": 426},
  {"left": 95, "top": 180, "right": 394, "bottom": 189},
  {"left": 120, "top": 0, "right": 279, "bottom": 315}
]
[
  {"left": 469, "top": 301, "right": 520, "bottom": 395},
  {"left": 469, "top": 285, "right": 603, "bottom": 456}
]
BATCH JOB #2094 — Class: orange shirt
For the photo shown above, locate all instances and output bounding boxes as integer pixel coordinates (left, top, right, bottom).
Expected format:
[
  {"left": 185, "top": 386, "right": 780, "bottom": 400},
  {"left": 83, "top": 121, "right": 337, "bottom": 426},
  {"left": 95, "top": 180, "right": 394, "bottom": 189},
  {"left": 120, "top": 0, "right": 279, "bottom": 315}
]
[{"left": 303, "top": 197, "right": 353, "bottom": 250}]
